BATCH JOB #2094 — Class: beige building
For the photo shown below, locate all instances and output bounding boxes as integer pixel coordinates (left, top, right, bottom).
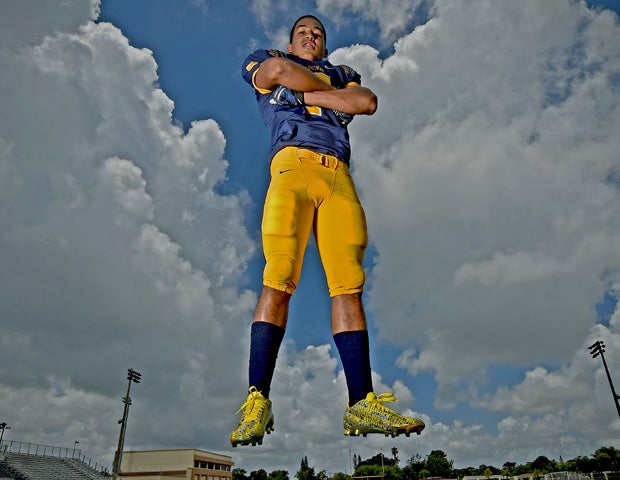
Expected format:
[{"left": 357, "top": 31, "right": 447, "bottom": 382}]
[{"left": 119, "top": 448, "right": 234, "bottom": 480}]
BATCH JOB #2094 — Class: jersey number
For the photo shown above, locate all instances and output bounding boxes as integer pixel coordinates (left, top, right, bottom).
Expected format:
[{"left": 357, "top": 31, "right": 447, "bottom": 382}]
[{"left": 305, "top": 72, "right": 331, "bottom": 116}]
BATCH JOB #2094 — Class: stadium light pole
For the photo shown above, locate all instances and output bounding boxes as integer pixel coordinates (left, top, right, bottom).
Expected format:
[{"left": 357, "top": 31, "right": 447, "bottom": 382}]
[
  {"left": 588, "top": 340, "right": 620, "bottom": 420},
  {"left": 112, "top": 368, "right": 142, "bottom": 479},
  {"left": 0, "top": 422, "right": 10, "bottom": 445}
]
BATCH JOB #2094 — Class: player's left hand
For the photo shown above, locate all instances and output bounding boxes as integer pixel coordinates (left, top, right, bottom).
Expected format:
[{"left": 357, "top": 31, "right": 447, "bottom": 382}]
[{"left": 270, "top": 85, "right": 305, "bottom": 106}]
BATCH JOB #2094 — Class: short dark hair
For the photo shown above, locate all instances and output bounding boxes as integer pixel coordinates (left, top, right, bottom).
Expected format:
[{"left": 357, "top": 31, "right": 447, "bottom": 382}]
[{"left": 289, "top": 15, "right": 326, "bottom": 44}]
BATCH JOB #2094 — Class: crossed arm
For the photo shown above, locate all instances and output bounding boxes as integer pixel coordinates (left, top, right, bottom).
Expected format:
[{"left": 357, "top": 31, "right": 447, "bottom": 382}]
[{"left": 254, "top": 57, "right": 377, "bottom": 116}]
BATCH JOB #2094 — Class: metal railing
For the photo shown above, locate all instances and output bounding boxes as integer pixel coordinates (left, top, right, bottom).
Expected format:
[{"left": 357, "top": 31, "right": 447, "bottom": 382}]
[{"left": 0, "top": 439, "right": 110, "bottom": 475}]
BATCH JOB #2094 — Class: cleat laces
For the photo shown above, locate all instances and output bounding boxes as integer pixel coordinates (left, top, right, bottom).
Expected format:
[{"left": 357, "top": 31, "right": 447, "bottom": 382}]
[
  {"left": 365, "top": 392, "right": 406, "bottom": 421},
  {"left": 236, "top": 387, "right": 266, "bottom": 423}
]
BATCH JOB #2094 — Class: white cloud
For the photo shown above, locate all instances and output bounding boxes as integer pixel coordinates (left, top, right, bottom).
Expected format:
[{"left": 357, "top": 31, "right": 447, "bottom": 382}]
[
  {"left": 317, "top": 0, "right": 430, "bottom": 45},
  {"left": 2, "top": 0, "right": 620, "bottom": 474},
  {"left": 0, "top": 0, "right": 100, "bottom": 48},
  {"left": 453, "top": 250, "right": 570, "bottom": 287},
  {"left": 248, "top": 0, "right": 293, "bottom": 48},
  {"left": 249, "top": 0, "right": 432, "bottom": 49},
  {"left": 329, "top": 0, "right": 620, "bottom": 373},
  {"left": 473, "top": 328, "right": 620, "bottom": 462},
  {"left": 327, "top": 0, "right": 620, "bottom": 466},
  {"left": 0, "top": 1, "right": 256, "bottom": 467}
]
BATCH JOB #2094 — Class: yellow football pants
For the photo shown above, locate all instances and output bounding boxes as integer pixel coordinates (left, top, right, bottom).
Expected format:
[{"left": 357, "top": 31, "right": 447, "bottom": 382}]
[{"left": 262, "top": 147, "right": 368, "bottom": 297}]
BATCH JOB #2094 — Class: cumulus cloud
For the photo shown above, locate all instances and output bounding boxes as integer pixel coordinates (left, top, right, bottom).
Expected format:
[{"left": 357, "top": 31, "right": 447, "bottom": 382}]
[
  {"left": 0, "top": 0, "right": 100, "bottom": 48},
  {"left": 330, "top": 0, "right": 620, "bottom": 372},
  {"left": 248, "top": 0, "right": 294, "bottom": 48},
  {"left": 316, "top": 0, "right": 431, "bottom": 45},
  {"left": 0, "top": 0, "right": 257, "bottom": 466},
  {"left": 328, "top": 0, "right": 620, "bottom": 465},
  {"left": 248, "top": 0, "right": 432, "bottom": 49},
  {"left": 2, "top": 0, "right": 620, "bottom": 474}
]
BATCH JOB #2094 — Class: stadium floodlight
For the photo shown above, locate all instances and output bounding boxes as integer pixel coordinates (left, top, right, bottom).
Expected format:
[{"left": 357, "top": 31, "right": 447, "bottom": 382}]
[
  {"left": 127, "top": 368, "right": 142, "bottom": 384},
  {"left": 0, "top": 422, "right": 10, "bottom": 444},
  {"left": 588, "top": 340, "right": 620, "bottom": 420},
  {"left": 112, "top": 368, "right": 142, "bottom": 479},
  {"left": 588, "top": 340, "right": 605, "bottom": 358}
]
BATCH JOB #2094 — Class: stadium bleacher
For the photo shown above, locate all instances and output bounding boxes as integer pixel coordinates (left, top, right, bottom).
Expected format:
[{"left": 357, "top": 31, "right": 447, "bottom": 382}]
[{"left": 0, "top": 452, "right": 109, "bottom": 480}]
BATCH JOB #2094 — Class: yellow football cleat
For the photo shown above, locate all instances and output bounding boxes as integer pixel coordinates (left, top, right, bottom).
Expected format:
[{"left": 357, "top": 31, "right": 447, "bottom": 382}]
[
  {"left": 343, "top": 392, "right": 425, "bottom": 437},
  {"left": 230, "top": 387, "right": 274, "bottom": 447}
]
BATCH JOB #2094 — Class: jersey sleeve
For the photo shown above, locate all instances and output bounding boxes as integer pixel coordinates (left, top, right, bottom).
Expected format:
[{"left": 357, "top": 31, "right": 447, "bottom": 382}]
[
  {"left": 337, "top": 64, "right": 362, "bottom": 88},
  {"left": 242, "top": 49, "right": 287, "bottom": 94}
]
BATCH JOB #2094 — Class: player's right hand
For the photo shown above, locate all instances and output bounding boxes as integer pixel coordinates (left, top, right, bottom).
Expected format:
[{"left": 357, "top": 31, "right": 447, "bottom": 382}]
[{"left": 332, "top": 109, "right": 354, "bottom": 127}]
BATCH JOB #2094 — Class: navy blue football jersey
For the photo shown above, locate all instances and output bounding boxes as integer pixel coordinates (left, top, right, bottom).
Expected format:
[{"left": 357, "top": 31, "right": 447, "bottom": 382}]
[{"left": 242, "top": 49, "right": 362, "bottom": 165}]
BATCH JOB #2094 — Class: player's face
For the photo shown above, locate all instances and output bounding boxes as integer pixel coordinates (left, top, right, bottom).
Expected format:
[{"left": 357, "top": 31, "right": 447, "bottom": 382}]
[{"left": 288, "top": 17, "right": 327, "bottom": 61}]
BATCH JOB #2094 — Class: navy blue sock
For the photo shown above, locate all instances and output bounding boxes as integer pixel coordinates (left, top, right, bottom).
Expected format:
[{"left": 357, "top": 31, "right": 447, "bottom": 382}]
[
  {"left": 249, "top": 321, "right": 285, "bottom": 398},
  {"left": 333, "top": 330, "right": 373, "bottom": 406}
]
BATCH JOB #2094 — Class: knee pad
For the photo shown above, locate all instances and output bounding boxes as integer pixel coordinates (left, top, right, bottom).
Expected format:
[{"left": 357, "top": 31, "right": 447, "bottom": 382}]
[{"left": 263, "top": 250, "right": 297, "bottom": 291}]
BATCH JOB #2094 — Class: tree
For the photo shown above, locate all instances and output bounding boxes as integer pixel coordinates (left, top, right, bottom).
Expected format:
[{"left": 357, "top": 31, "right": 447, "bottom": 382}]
[
  {"left": 251, "top": 470, "right": 268, "bottom": 480},
  {"left": 357, "top": 453, "right": 398, "bottom": 468},
  {"left": 530, "top": 456, "right": 552, "bottom": 473},
  {"left": 426, "top": 450, "right": 453, "bottom": 478},
  {"left": 571, "top": 455, "right": 596, "bottom": 474},
  {"left": 331, "top": 473, "right": 349, "bottom": 480},
  {"left": 402, "top": 453, "right": 425, "bottom": 480},
  {"left": 331, "top": 444, "right": 619, "bottom": 480},
  {"left": 297, "top": 456, "right": 317, "bottom": 480},
  {"left": 478, "top": 465, "right": 499, "bottom": 476},
  {"left": 502, "top": 462, "right": 516, "bottom": 479},
  {"left": 355, "top": 464, "right": 382, "bottom": 477},
  {"left": 269, "top": 470, "right": 290, "bottom": 480},
  {"left": 234, "top": 469, "right": 249, "bottom": 480},
  {"left": 392, "top": 448, "right": 400, "bottom": 465},
  {"left": 594, "top": 446, "right": 620, "bottom": 473},
  {"left": 454, "top": 466, "right": 478, "bottom": 479}
]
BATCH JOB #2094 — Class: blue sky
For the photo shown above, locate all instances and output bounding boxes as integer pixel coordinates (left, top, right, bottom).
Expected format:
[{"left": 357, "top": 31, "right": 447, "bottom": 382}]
[{"left": 1, "top": 0, "right": 620, "bottom": 475}]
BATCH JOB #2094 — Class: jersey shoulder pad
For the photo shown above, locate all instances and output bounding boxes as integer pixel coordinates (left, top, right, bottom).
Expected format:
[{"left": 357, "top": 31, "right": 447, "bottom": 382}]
[
  {"left": 242, "top": 49, "right": 285, "bottom": 86},
  {"left": 336, "top": 64, "right": 362, "bottom": 85},
  {"left": 266, "top": 49, "right": 287, "bottom": 58}
]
